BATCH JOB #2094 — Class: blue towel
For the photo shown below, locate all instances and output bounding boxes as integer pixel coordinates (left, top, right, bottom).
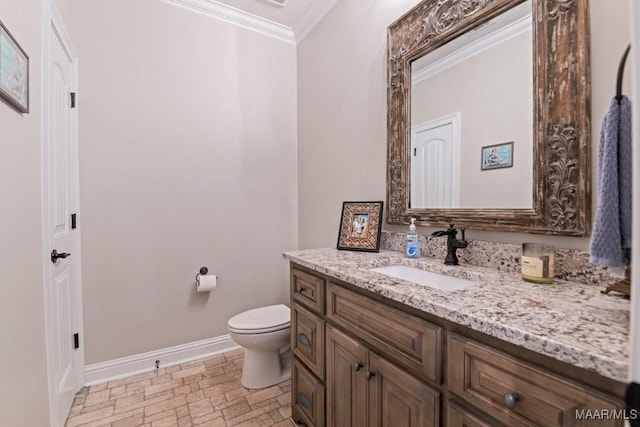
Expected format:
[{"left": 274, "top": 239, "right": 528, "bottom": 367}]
[{"left": 590, "top": 95, "right": 632, "bottom": 271}]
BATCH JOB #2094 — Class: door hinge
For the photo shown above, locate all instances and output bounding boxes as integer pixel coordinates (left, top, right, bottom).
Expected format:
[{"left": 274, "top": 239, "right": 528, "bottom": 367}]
[
  {"left": 73, "top": 333, "right": 80, "bottom": 349},
  {"left": 71, "top": 213, "right": 77, "bottom": 229},
  {"left": 413, "top": 148, "right": 416, "bottom": 156},
  {"left": 70, "top": 92, "right": 76, "bottom": 108}
]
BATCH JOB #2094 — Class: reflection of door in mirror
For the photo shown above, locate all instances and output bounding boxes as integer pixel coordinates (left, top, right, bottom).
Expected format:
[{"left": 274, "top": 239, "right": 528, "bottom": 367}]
[
  {"left": 410, "top": 1, "right": 532, "bottom": 209},
  {"left": 411, "top": 113, "right": 461, "bottom": 209}
]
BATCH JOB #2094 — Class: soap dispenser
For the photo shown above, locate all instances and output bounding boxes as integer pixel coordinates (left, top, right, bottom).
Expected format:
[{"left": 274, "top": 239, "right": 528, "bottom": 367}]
[{"left": 406, "top": 218, "right": 420, "bottom": 258}]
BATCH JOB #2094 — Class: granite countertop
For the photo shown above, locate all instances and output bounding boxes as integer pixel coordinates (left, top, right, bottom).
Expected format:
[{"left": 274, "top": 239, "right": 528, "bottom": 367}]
[{"left": 283, "top": 248, "right": 631, "bottom": 382}]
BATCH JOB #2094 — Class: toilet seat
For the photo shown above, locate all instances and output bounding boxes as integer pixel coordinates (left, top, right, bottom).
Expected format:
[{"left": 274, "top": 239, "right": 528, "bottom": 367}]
[{"left": 228, "top": 304, "right": 290, "bottom": 335}]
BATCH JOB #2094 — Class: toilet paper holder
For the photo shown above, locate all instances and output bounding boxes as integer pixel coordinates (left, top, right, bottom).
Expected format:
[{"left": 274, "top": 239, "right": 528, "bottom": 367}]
[{"left": 195, "top": 267, "right": 218, "bottom": 284}]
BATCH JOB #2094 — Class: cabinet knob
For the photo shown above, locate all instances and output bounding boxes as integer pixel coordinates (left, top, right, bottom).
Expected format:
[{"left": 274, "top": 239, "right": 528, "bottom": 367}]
[
  {"left": 297, "top": 392, "right": 311, "bottom": 409},
  {"left": 297, "top": 333, "right": 311, "bottom": 347},
  {"left": 503, "top": 392, "right": 520, "bottom": 409},
  {"left": 366, "top": 371, "right": 376, "bottom": 381},
  {"left": 296, "top": 286, "right": 305, "bottom": 293},
  {"left": 353, "top": 362, "right": 363, "bottom": 372}
]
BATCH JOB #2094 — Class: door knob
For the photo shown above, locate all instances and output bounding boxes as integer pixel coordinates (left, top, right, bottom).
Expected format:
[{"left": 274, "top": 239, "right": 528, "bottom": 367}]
[
  {"left": 51, "top": 250, "right": 71, "bottom": 263},
  {"left": 503, "top": 392, "right": 520, "bottom": 409}
]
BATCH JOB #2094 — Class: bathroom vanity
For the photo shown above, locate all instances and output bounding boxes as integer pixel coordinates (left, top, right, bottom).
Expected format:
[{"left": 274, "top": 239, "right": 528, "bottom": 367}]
[
  {"left": 284, "top": 0, "right": 621, "bottom": 423},
  {"left": 285, "top": 249, "right": 630, "bottom": 427}
]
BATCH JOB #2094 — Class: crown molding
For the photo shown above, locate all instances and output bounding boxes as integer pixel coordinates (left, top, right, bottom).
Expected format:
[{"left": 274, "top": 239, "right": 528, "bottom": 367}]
[
  {"left": 412, "top": 14, "right": 532, "bottom": 85},
  {"left": 159, "top": 0, "right": 295, "bottom": 44},
  {"left": 293, "top": 0, "right": 338, "bottom": 43}
]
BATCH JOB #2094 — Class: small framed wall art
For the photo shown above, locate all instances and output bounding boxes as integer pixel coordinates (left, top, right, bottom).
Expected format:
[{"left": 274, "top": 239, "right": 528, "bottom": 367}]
[
  {"left": 337, "top": 201, "right": 384, "bottom": 252},
  {"left": 0, "top": 20, "right": 29, "bottom": 113},
  {"left": 481, "top": 141, "right": 513, "bottom": 171}
]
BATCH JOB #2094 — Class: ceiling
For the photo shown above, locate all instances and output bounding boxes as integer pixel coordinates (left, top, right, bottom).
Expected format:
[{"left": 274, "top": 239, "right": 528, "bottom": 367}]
[
  {"left": 161, "top": 0, "right": 337, "bottom": 43},
  {"left": 213, "top": 0, "right": 322, "bottom": 29}
]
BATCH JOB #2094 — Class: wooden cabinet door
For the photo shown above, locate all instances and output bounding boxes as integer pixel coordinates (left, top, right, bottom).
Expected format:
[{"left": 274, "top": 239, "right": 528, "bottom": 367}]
[
  {"left": 327, "top": 324, "right": 368, "bottom": 427},
  {"left": 368, "top": 352, "right": 440, "bottom": 427},
  {"left": 446, "top": 401, "right": 499, "bottom": 427}
]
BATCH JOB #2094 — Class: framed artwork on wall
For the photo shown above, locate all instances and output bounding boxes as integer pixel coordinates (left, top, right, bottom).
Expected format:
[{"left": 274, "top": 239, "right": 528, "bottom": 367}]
[
  {"left": 481, "top": 141, "right": 513, "bottom": 171},
  {"left": 0, "top": 20, "right": 29, "bottom": 113},
  {"left": 337, "top": 201, "right": 384, "bottom": 252}
]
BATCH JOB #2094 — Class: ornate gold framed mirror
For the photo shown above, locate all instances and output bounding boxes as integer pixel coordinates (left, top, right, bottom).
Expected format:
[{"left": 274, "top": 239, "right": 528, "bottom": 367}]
[{"left": 386, "top": 0, "right": 591, "bottom": 236}]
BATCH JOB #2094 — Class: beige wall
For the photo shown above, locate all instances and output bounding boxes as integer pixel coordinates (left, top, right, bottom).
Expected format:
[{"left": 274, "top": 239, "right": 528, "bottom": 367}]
[
  {"left": 297, "top": 0, "right": 631, "bottom": 251},
  {"left": 55, "top": 0, "right": 76, "bottom": 34},
  {"left": 0, "top": 0, "right": 50, "bottom": 425},
  {"left": 75, "top": 0, "right": 298, "bottom": 364},
  {"left": 297, "top": 0, "right": 422, "bottom": 248}
]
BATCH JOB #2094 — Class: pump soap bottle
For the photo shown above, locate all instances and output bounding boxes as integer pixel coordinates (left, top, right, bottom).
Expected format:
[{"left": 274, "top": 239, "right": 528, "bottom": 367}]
[{"left": 406, "top": 218, "right": 420, "bottom": 258}]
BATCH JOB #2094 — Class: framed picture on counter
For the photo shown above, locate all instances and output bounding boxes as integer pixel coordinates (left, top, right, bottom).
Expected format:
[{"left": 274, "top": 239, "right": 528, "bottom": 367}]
[
  {"left": 337, "top": 201, "right": 383, "bottom": 252},
  {"left": 0, "top": 20, "right": 29, "bottom": 113}
]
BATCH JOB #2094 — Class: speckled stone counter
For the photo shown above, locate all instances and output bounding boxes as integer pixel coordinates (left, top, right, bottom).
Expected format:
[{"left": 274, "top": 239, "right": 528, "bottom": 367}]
[
  {"left": 380, "top": 231, "right": 621, "bottom": 286},
  {"left": 283, "top": 248, "right": 631, "bottom": 382}
]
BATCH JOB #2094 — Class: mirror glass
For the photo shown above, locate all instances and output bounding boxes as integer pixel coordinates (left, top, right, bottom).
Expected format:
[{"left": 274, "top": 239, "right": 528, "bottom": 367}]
[
  {"left": 409, "top": 1, "right": 532, "bottom": 209},
  {"left": 387, "top": 0, "right": 591, "bottom": 235}
]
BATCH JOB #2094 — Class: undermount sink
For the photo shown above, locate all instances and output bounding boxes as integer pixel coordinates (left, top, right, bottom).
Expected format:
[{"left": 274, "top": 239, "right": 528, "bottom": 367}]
[{"left": 370, "top": 265, "right": 477, "bottom": 291}]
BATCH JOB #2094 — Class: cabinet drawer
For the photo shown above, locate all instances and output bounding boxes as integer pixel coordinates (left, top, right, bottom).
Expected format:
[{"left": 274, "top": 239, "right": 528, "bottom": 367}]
[
  {"left": 291, "top": 268, "right": 325, "bottom": 314},
  {"left": 326, "top": 282, "right": 442, "bottom": 384},
  {"left": 448, "top": 334, "right": 623, "bottom": 427},
  {"left": 292, "top": 303, "right": 325, "bottom": 379},
  {"left": 292, "top": 360, "right": 325, "bottom": 427}
]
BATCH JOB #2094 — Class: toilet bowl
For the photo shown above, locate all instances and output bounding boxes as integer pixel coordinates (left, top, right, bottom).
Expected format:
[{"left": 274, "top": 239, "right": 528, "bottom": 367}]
[{"left": 227, "top": 304, "right": 291, "bottom": 389}]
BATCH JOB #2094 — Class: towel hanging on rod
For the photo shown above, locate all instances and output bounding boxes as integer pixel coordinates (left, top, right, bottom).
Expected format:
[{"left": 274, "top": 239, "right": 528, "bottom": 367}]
[
  {"left": 591, "top": 43, "right": 633, "bottom": 276},
  {"left": 616, "top": 44, "right": 631, "bottom": 101}
]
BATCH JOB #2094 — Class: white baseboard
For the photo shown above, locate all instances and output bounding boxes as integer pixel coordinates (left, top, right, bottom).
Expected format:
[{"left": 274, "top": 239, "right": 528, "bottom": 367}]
[{"left": 84, "top": 334, "right": 239, "bottom": 386}]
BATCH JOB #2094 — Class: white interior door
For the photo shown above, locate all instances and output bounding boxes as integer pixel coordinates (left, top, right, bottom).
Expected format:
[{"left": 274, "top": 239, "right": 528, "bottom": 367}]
[
  {"left": 43, "top": 7, "right": 84, "bottom": 426},
  {"left": 411, "top": 113, "right": 461, "bottom": 208},
  {"left": 413, "top": 123, "right": 452, "bottom": 208}
]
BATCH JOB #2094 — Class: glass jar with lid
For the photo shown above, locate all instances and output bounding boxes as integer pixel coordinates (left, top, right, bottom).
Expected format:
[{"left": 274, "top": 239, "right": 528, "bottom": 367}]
[{"left": 521, "top": 243, "right": 555, "bottom": 284}]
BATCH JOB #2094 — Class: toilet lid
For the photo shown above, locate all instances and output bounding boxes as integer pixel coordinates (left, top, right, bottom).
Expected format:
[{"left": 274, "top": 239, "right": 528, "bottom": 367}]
[{"left": 228, "top": 304, "right": 290, "bottom": 332}]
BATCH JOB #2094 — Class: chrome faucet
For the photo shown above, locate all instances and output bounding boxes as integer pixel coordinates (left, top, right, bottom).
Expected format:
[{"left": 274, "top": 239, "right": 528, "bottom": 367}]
[{"left": 430, "top": 223, "right": 468, "bottom": 265}]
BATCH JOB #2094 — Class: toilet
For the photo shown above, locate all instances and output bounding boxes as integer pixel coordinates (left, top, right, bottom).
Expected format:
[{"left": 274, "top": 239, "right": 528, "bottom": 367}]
[{"left": 227, "top": 304, "right": 291, "bottom": 389}]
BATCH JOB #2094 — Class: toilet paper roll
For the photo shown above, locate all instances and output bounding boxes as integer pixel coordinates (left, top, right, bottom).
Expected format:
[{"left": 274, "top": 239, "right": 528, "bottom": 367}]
[{"left": 197, "top": 274, "right": 217, "bottom": 292}]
